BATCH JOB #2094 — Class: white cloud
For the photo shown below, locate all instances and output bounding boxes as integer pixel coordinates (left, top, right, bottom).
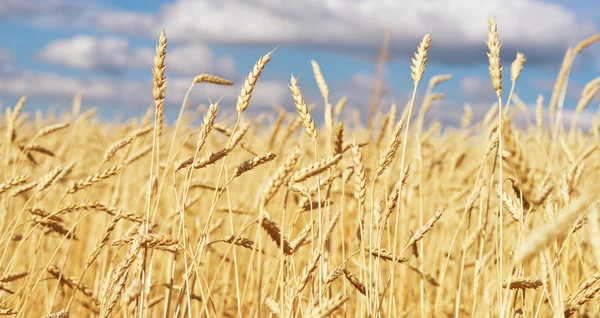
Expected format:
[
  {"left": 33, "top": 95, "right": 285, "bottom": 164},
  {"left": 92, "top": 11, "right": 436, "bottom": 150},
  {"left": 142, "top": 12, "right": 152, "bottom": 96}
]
[
  {"left": 0, "top": 68, "right": 392, "bottom": 123},
  {"left": 94, "top": 0, "right": 597, "bottom": 67},
  {"left": 167, "top": 44, "right": 236, "bottom": 78},
  {"left": 94, "top": 10, "right": 156, "bottom": 35},
  {"left": 166, "top": 76, "right": 290, "bottom": 114},
  {"left": 36, "top": 36, "right": 236, "bottom": 78},
  {"left": 430, "top": 95, "right": 598, "bottom": 131},
  {"left": 331, "top": 72, "right": 376, "bottom": 115},
  {"left": 431, "top": 101, "right": 492, "bottom": 126},
  {"left": 36, "top": 36, "right": 154, "bottom": 73},
  {"left": 0, "top": 47, "right": 15, "bottom": 74},
  {"left": 460, "top": 76, "right": 497, "bottom": 99},
  {"left": 554, "top": 107, "right": 597, "bottom": 131},
  {"left": 532, "top": 77, "right": 600, "bottom": 107},
  {"left": 0, "top": 71, "right": 146, "bottom": 105},
  {"left": 4, "top": 1, "right": 596, "bottom": 68},
  {"left": 506, "top": 101, "right": 597, "bottom": 132},
  {"left": 0, "top": 70, "right": 288, "bottom": 111},
  {"left": 324, "top": 71, "right": 414, "bottom": 126},
  {"left": 0, "top": 0, "right": 88, "bottom": 27}
]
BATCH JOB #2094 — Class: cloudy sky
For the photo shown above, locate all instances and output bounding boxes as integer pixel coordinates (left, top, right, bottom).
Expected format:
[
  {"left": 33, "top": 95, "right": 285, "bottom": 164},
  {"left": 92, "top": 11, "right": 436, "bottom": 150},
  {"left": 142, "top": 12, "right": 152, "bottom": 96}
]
[{"left": 1, "top": 0, "right": 599, "bottom": 125}]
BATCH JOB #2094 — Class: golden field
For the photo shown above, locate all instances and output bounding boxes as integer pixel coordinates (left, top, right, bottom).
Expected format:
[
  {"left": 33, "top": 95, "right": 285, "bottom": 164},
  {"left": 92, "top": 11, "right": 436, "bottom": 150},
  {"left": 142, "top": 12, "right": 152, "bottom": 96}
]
[{"left": 2, "top": 18, "right": 600, "bottom": 317}]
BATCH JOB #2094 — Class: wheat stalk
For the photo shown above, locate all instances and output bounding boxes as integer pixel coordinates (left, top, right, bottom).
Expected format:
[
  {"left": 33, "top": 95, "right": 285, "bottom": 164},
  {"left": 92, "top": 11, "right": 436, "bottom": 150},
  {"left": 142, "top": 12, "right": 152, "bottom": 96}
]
[
  {"left": 289, "top": 75, "right": 317, "bottom": 141},
  {"left": 152, "top": 29, "right": 167, "bottom": 137},
  {"left": 237, "top": 51, "right": 272, "bottom": 115}
]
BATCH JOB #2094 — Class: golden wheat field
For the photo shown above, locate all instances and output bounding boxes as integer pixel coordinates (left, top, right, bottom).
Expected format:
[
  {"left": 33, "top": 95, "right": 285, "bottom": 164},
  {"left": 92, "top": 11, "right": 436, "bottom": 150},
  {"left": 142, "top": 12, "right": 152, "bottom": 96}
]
[{"left": 2, "top": 17, "right": 600, "bottom": 318}]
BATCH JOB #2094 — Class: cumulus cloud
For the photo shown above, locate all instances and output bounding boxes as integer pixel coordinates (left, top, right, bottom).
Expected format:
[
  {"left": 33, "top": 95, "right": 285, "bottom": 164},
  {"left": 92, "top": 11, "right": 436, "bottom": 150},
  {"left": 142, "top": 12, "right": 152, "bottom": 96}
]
[
  {"left": 463, "top": 74, "right": 600, "bottom": 108},
  {"left": 0, "top": 68, "right": 394, "bottom": 123},
  {"left": 93, "top": 0, "right": 597, "bottom": 67},
  {"left": 460, "top": 76, "right": 497, "bottom": 100},
  {"left": 166, "top": 44, "right": 236, "bottom": 78},
  {"left": 0, "top": 71, "right": 147, "bottom": 105},
  {"left": 36, "top": 36, "right": 154, "bottom": 73},
  {"left": 432, "top": 100, "right": 495, "bottom": 126},
  {"left": 532, "top": 77, "right": 600, "bottom": 106},
  {"left": 429, "top": 92, "right": 599, "bottom": 131},
  {"left": 332, "top": 72, "right": 375, "bottom": 109},
  {"left": 165, "top": 76, "right": 290, "bottom": 114},
  {"left": 507, "top": 102, "right": 597, "bottom": 132},
  {"left": 4, "top": 1, "right": 597, "bottom": 68},
  {"left": 0, "top": 0, "right": 88, "bottom": 27},
  {"left": 322, "top": 71, "right": 415, "bottom": 126},
  {"left": 0, "top": 47, "right": 15, "bottom": 74},
  {"left": 36, "top": 36, "right": 236, "bottom": 77},
  {"left": 0, "top": 70, "right": 288, "bottom": 110},
  {"left": 94, "top": 10, "right": 156, "bottom": 35}
]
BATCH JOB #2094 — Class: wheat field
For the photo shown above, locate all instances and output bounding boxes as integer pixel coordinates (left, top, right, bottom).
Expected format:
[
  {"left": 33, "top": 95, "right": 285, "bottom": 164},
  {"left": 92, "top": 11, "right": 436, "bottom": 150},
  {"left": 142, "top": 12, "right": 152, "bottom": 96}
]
[{"left": 1, "top": 17, "right": 600, "bottom": 318}]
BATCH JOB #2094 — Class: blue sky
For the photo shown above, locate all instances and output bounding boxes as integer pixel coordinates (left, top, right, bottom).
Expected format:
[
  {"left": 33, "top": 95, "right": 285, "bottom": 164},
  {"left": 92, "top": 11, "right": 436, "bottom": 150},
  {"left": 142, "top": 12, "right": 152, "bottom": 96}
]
[{"left": 1, "top": 0, "right": 599, "bottom": 126}]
